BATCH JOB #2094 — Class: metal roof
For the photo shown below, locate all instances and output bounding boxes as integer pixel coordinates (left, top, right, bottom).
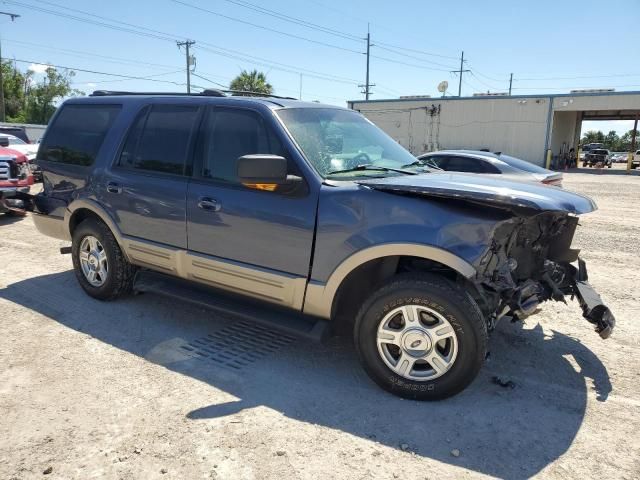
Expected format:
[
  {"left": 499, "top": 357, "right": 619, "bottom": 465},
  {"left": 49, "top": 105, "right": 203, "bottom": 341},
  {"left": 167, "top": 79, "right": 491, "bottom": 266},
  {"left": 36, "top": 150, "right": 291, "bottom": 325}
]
[{"left": 349, "top": 90, "right": 640, "bottom": 105}]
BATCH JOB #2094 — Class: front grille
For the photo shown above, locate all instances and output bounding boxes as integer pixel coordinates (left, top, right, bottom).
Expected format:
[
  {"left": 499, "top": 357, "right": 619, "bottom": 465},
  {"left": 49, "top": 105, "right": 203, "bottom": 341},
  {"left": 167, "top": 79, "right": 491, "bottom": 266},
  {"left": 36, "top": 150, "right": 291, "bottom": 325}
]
[{"left": 0, "top": 160, "right": 12, "bottom": 181}]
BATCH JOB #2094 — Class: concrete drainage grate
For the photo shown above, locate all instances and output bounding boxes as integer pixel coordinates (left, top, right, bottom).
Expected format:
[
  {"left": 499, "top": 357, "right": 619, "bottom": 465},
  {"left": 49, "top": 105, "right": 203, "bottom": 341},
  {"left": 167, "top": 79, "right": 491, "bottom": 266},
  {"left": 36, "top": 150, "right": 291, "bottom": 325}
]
[{"left": 180, "top": 320, "right": 296, "bottom": 370}]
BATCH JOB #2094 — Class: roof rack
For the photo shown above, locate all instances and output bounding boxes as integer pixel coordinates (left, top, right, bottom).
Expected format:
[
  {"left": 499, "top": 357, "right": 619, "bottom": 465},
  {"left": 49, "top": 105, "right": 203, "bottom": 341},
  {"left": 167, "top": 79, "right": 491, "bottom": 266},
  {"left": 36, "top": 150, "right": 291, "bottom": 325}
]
[{"left": 90, "top": 89, "right": 297, "bottom": 100}]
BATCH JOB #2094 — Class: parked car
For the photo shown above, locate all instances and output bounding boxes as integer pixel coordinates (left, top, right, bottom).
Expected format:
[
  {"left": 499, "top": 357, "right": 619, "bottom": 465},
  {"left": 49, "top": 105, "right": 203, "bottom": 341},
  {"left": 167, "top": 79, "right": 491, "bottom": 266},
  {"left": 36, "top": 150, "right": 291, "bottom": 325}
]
[
  {"left": 0, "top": 125, "right": 30, "bottom": 144},
  {"left": 610, "top": 153, "right": 627, "bottom": 163},
  {"left": 31, "top": 91, "right": 614, "bottom": 400},
  {"left": 579, "top": 143, "right": 605, "bottom": 161},
  {"left": 583, "top": 148, "right": 612, "bottom": 168},
  {"left": 0, "top": 151, "right": 34, "bottom": 215},
  {"left": 632, "top": 150, "right": 640, "bottom": 169},
  {"left": 417, "top": 150, "right": 563, "bottom": 186},
  {"left": 0, "top": 135, "right": 41, "bottom": 181}
]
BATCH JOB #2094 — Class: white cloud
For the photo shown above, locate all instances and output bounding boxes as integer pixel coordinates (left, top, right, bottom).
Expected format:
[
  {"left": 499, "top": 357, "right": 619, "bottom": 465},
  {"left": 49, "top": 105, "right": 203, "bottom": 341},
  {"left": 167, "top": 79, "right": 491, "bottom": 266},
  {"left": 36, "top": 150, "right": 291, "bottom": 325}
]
[
  {"left": 28, "top": 63, "right": 51, "bottom": 74},
  {"left": 86, "top": 82, "right": 97, "bottom": 88}
]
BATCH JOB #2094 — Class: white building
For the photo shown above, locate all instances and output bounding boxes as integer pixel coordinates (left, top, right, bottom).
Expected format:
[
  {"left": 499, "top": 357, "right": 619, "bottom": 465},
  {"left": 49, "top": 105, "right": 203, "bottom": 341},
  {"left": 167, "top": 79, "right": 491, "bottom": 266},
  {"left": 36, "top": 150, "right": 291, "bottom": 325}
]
[{"left": 348, "top": 90, "right": 640, "bottom": 166}]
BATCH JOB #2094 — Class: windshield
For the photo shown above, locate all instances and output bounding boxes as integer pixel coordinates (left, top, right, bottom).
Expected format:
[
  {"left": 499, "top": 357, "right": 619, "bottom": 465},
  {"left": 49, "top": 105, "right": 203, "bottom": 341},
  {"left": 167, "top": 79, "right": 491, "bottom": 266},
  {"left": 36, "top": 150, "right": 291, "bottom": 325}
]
[
  {"left": 497, "top": 154, "right": 550, "bottom": 174},
  {"left": 8, "top": 136, "right": 26, "bottom": 145},
  {"left": 276, "top": 108, "right": 422, "bottom": 178}
]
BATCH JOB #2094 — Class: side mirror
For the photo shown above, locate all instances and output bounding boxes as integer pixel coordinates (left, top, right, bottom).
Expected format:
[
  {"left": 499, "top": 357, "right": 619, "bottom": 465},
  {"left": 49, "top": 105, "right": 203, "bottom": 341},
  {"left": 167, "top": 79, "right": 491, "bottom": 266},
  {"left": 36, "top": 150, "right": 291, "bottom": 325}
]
[
  {"left": 237, "top": 154, "right": 289, "bottom": 186},
  {"left": 0, "top": 137, "right": 9, "bottom": 147}
]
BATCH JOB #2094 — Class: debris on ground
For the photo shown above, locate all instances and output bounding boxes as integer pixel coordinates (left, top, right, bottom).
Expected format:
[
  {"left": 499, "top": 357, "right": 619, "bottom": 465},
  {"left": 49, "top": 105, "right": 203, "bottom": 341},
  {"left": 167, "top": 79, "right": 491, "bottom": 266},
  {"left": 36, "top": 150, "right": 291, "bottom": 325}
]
[
  {"left": 492, "top": 376, "right": 517, "bottom": 389},
  {"left": 450, "top": 449, "right": 460, "bottom": 458}
]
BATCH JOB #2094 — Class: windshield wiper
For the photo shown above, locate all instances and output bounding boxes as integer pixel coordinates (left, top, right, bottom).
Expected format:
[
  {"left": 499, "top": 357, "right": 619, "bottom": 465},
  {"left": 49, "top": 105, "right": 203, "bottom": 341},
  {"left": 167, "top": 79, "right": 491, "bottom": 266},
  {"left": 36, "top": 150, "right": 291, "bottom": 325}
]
[
  {"left": 401, "top": 160, "right": 440, "bottom": 170},
  {"left": 327, "top": 164, "right": 417, "bottom": 176}
]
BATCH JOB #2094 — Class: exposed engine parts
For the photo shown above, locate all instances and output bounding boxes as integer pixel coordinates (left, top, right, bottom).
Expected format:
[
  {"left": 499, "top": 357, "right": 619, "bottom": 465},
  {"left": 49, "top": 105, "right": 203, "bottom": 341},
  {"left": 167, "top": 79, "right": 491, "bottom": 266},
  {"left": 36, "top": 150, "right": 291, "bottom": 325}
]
[{"left": 474, "top": 211, "right": 615, "bottom": 338}]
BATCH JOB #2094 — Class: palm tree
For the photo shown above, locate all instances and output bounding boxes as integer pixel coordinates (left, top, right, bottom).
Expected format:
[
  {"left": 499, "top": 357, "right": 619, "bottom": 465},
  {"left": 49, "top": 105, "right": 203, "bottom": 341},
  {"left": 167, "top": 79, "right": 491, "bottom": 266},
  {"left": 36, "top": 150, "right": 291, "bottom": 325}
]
[{"left": 229, "top": 70, "right": 273, "bottom": 96}]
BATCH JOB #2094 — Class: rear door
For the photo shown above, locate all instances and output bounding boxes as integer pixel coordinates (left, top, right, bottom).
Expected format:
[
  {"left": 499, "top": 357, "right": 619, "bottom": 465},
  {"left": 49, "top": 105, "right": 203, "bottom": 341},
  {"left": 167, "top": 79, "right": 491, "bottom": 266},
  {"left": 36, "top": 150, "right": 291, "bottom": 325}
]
[
  {"left": 99, "top": 103, "right": 201, "bottom": 249},
  {"left": 185, "top": 106, "right": 317, "bottom": 308}
]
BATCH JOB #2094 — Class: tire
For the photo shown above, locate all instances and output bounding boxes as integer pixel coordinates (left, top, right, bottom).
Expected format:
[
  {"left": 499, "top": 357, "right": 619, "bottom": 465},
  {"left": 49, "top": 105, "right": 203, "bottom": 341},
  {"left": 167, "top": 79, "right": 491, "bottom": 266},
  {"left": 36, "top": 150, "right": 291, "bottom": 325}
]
[
  {"left": 354, "top": 273, "right": 488, "bottom": 401},
  {"left": 582, "top": 162, "right": 587, "bottom": 167},
  {"left": 71, "top": 218, "right": 136, "bottom": 300}
]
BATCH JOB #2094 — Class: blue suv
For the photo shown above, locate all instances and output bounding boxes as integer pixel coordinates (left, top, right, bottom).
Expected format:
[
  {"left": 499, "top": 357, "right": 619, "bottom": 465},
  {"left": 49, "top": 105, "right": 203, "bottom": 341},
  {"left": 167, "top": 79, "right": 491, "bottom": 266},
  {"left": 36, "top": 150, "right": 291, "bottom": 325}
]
[{"left": 31, "top": 90, "right": 614, "bottom": 400}]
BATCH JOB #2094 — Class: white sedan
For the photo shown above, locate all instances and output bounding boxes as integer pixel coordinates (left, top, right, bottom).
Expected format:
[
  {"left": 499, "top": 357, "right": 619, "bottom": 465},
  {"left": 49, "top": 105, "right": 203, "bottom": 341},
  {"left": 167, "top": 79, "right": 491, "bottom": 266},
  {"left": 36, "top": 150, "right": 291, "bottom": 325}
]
[{"left": 417, "top": 150, "right": 563, "bottom": 187}]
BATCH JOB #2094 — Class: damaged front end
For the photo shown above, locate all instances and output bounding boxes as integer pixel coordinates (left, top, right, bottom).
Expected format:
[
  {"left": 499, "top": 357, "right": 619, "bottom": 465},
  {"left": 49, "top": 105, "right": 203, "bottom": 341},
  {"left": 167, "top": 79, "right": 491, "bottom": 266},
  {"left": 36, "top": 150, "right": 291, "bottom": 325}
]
[
  {"left": 475, "top": 211, "right": 615, "bottom": 339},
  {"left": 358, "top": 172, "right": 615, "bottom": 339}
]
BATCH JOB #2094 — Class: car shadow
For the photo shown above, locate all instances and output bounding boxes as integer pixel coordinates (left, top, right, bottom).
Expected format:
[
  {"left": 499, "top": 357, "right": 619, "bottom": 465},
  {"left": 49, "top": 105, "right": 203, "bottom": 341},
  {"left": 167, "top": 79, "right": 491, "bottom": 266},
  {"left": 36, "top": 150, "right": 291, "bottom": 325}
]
[
  {"left": 0, "top": 271, "right": 611, "bottom": 479},
  {"left": 0, "top": 212, "right": 27, "bottom": 225}
]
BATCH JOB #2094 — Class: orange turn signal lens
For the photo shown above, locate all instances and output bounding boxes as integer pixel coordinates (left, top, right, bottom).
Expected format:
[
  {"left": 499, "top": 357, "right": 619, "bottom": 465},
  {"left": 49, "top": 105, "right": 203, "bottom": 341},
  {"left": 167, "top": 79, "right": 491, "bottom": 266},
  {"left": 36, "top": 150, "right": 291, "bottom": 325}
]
[{"left": 242, "top": 183, "right": 278, "bottom": 192}]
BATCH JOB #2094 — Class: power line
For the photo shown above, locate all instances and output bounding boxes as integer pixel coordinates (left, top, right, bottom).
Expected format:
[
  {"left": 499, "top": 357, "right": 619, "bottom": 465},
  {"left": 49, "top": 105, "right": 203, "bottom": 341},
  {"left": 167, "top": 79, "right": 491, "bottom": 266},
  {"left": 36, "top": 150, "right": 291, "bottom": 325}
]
[
  {"left": 8, "top": 0, "right": 362, "bottom": 87},
  {"left": 217, "top": 0, "right": 362, "bottom": 42},
  {"left": 170, "top": 0, "right": 362, "bottom": 54},
  {"left": 194, "top": 44, "right": 361, "bottom": 85},
  {"left": 304, "top": 0, "right": 460, "bottom": 60},
  {"left": 373, "top": 41, "right": 460, "bottom": 61},
  {"left": 373, "top": 44, "right": 457, "bottom": 69},
  {"left": 512, "top": 84, "right": 640, "bottom": 90},
  {"left": 469, "top": 71, "right": 503, "bottom": 91},
  {"left": 371, "top": 54, "right": 452, "bottom": 72},
  {"left": 190, "top": 72, "right": 228, "bottom": 89},
  {"left": 517, "top": 73, "right": 640, "bottom": 81},
  {"left": 11, "top": 57, "right": 197, "bottom": 87},
  {"left": 73, "top": 69, "right": 186, "bottom": 85},
  {"left": 3, "top": 38, "right": 182, "bottom": 70},
  {"left": 4, "top": 0, "right": 178, "bottom": 42}
]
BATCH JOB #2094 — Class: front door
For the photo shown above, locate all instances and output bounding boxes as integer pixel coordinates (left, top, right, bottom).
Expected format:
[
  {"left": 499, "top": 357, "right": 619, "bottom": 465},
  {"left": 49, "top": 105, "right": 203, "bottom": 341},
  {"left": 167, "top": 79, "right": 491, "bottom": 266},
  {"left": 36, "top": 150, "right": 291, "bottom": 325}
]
[{"left": 186, "top": 106, "right": 317, "bottom": 308}]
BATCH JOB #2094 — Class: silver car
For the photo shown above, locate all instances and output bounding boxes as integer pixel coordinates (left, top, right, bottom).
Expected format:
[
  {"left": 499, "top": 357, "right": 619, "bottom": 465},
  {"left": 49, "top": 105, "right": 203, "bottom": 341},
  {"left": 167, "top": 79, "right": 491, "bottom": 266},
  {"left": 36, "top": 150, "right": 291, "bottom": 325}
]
[{"left": 417, "top": 150, "right": 563, "bottom": 186}]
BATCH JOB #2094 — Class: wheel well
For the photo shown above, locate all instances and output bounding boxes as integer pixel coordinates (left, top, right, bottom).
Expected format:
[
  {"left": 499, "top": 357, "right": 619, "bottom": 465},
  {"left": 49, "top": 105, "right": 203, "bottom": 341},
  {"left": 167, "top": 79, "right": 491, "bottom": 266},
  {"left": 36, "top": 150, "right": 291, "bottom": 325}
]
[
  {"left": 68, "top": 208, "right": 106, "bottom": 236},
  {"left": 330, "top": 255, "right": 465, "bottom": 335}
]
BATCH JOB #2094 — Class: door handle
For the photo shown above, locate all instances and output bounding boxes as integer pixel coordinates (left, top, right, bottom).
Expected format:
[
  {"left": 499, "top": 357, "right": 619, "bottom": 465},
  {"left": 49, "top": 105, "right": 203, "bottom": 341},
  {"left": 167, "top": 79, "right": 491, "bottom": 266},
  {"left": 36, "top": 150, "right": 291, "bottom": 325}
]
[
  {"left": 197, "top": 196, "right": 221, "bottom": 212},
  {"left": 106, "top": 182, "right": 122, "bottom": 194}
]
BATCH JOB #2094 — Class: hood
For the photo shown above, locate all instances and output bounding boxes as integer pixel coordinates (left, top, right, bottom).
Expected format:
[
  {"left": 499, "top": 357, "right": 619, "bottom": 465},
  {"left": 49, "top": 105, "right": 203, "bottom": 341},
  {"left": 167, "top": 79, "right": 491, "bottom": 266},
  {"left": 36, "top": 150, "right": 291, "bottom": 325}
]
[
  {"left": 358, "top": 172, "right": 596, "bottom": 214},
  {"left": 0, "top": 147, "right": 28, "bottom": 163}
]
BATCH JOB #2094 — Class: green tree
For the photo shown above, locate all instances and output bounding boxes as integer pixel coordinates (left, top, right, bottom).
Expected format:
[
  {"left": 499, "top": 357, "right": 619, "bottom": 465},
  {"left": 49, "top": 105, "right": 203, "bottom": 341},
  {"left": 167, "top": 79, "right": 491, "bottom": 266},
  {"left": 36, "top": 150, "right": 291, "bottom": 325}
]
[
  {"left": 619, "top": 130, "right": 640, "bottom": 152},
  {"left": 604, "top": 130, "right": 620, "bottom": 150},
  {"left": 229, "top": 69, "right": 273, "bottom": 95},
  {"left": 581, "top": 130, "right": 605, "bottom": 145},
  {"left": 1, "top": 60, "right": 32, "bottom": 122},
  {"left": 24, "top": 67, "right": 83, "bottom": 124}
]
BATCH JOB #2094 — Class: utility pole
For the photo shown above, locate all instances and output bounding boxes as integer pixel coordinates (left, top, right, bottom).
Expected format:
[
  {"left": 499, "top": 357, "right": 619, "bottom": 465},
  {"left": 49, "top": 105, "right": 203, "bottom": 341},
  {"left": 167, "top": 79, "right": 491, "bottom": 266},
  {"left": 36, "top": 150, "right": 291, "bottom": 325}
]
[
  {"left": 365, "top": 25, "right": 371, "bottom": 100},
  {"left": 508, "top": 73, "right": 513, "bottom": 96},
  {"left": 0, "top": 11, "right": 20, "bottom": 122},
  {"left": 358, "top": 24, "right": 374, "bottom": 100},
  {"left": 450, "top": 51, "right": 470, "bottom": 97},
  {"left": 177, "top": 40, "right": 195, "bottom": 93}
]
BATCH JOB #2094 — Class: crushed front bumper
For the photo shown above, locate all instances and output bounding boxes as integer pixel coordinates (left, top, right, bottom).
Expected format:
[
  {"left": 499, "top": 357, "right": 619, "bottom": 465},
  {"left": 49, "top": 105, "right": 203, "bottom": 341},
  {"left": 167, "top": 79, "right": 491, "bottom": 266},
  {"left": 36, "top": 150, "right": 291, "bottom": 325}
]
[
  {"left": 570, "top": 258, "right": 615, "bottom": 339},
  {"left": 0, "top": 187, "right": 32, "bottom": 215}
]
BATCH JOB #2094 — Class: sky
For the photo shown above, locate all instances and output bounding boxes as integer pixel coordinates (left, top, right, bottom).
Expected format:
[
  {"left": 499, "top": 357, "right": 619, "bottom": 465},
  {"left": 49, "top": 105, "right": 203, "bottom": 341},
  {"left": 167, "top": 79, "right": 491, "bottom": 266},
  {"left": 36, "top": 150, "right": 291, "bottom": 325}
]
[{"left": 0, "top": 0, "right": 638, "bottom": 133}]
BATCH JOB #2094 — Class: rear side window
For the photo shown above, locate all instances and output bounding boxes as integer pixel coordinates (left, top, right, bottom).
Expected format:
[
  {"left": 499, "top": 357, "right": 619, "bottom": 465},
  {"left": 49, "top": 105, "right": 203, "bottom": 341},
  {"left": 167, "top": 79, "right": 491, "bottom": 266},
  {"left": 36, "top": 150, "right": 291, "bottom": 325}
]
[
  {"left": 38, "top": 104, "right": 121, "bottom": 166},
  {"left": 119, "top": 104, "right": 200, "bottom": 175},
  {"left": 441, "top": 156, "right": 491, "bottom": 173}
]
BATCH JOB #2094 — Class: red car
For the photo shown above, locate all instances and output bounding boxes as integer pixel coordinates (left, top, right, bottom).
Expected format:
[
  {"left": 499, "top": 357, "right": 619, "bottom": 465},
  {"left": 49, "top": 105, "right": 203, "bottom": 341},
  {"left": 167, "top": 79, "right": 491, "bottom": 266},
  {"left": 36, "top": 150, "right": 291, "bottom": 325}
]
[{"left": 0, "top": 147, "right": 34, "bottom": 215}]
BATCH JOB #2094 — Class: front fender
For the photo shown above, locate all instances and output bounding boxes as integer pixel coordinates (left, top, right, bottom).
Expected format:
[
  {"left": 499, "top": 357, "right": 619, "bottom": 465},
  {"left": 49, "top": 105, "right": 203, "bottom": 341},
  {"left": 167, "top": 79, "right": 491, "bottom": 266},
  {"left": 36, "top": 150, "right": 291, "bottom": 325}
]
[{"left": 302, "top": 243, "right": 475, "bottom": 319}]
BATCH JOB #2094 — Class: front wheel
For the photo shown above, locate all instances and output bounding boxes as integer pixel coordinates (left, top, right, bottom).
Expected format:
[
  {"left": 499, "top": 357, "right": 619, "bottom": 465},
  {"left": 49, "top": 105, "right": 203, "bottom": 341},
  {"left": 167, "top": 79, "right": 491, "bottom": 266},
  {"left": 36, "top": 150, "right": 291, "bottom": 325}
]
[{"left": 354, "top": 274, "right": 488, "bottom": 400}]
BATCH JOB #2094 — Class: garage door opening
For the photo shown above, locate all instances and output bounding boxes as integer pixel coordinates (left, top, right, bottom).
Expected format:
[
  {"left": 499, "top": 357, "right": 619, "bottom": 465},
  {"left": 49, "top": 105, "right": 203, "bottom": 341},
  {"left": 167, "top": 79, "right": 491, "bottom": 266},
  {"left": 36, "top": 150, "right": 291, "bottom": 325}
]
[{"left": 548, "top": 96, "right": 640, "bottom": 171}]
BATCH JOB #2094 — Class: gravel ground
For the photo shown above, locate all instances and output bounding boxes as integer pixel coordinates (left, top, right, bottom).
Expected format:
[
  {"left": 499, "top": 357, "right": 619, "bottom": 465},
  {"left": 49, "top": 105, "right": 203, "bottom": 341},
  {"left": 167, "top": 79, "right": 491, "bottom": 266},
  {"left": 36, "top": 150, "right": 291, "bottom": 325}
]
[{"left": 1, "top": 168, "right": 639, "bottom": 480}]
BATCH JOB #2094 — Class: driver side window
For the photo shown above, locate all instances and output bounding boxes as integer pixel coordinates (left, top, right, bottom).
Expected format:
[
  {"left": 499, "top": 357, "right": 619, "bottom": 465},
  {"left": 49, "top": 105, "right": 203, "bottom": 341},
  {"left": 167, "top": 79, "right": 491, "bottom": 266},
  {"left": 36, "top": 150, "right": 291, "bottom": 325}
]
[{"left": 196, "top": 107, "right": 285, "bottom": 183}]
